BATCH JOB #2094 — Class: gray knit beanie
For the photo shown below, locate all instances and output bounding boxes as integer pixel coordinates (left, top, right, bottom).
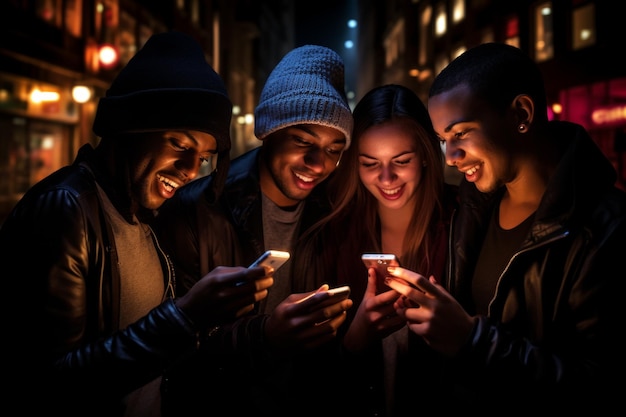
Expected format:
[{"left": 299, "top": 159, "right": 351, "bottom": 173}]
[{"left": 254, "top": 45, "right": 353, "bottom": 149}]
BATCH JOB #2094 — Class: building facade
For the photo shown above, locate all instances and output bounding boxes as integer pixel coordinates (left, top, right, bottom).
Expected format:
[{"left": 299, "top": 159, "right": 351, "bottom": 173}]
[
  {"left": 1, "top": 0, "right": 623, "bottom": 224},
  {"left": 0, "top": 0, "right": 294, "bottom": 224}
]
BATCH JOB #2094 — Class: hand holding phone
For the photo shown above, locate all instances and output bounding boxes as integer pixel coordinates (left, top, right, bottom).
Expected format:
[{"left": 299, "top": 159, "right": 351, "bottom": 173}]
[
  {"left": 248, "top": 250, "right": 290, "bottom": 273},
  {"left": 361, "top": 253, "right": 400, "bottom": 293}
]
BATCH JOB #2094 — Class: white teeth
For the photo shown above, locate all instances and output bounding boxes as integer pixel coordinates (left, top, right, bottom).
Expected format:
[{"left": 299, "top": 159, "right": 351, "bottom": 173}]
[
  {"left": 295, "top": 172, "right": 314, "bottom": 183},
  {"left": 381, "top": 187, "right": 401, "bottom": 195},
  {"left": 464, "top": 164, "right": 480, "bottom": 176},
  {"left": 157, "top": 174, "right": 179, "bottom": 191}
]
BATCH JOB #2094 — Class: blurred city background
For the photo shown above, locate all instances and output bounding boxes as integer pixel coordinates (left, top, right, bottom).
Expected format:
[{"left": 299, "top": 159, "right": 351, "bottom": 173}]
[{"left": 1, "top": 0, "right": 624, "bottom": 225}]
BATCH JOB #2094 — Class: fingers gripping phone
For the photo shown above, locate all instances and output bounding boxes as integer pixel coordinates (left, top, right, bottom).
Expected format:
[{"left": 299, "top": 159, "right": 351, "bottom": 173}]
[
  {"left": 361, "top": 253, "right": 400, "bottom": 293},
  {"left": 248, "top": 250, "right": 290, "bottom": 272}
]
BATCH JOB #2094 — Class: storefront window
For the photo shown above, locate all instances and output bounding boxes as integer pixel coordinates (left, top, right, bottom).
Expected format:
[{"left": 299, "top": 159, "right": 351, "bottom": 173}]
[
  {"left": 572, "top": 3, "right": 596, "bottom": 50},
  {"left": 0, "top": 115, "right": 70, "bottom": 225}
]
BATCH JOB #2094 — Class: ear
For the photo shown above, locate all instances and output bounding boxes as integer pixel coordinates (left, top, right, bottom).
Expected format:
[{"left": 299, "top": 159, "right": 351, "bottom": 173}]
[{"left": 513, "top": 94, "right": 534, "bottom": 127}]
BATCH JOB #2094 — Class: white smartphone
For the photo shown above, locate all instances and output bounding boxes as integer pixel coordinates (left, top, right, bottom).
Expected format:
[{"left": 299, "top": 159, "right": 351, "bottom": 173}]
[
  {"left": 248, "top": 250, "right": 290, "bottom": 272},
  {"left": 296, "top": 285, "right": 351, "bottom": 305},
  {"left": 326, "top": 285, "right": 351, "bottom": 298},
  {"left": 361, "top": 253, "right": 400, "bottom": 292}
]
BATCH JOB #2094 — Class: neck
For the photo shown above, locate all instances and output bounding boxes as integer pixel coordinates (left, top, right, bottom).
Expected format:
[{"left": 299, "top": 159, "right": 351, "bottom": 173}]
[{"left": 378, "top": 202, "right": 413, "bottom": 256}]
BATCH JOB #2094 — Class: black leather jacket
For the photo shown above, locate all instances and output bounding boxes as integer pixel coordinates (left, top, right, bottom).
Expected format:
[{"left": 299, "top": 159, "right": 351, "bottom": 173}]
[
  {"left": 440, "top": 122, "right": 626, "bottom": 412},
  {"left": 0, "top": 144, "right": 199, "bottom": 417},
  {"left": 155, "top": 146, "right": 339, "bottom": 416}
]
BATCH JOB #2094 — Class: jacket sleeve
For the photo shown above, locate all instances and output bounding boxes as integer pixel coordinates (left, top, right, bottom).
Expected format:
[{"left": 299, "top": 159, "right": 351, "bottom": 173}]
[{"left": 1, "top": 184, "right": 199, "bottom": 410}]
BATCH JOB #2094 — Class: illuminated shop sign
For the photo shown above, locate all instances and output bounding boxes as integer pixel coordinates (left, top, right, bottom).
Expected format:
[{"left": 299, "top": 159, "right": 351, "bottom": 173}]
[{"left": 591, "top": 104, "right": 626, "bottom": 127}]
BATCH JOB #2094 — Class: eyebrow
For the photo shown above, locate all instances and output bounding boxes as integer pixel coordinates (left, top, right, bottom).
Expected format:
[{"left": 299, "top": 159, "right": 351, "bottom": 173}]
[
  {"left": 359, "top": 150, "right": 416, "bottom": 159},
  {"left": 443, "top": 121, "right": 460, "bottom": 133},
  {"left": 291, "top": 125, "right": 347, "bottom": 145},
  {"left": 443, "top": 117, "right": 474, "bottom": 133},
  {"left": 184, "top": 131, "right": 217, "bottom": 154}
]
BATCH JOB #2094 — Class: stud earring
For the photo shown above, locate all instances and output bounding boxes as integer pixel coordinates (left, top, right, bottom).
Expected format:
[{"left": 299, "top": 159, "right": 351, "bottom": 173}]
[{"left": 518, "top": 124, "right": 527, "bottom": 132}]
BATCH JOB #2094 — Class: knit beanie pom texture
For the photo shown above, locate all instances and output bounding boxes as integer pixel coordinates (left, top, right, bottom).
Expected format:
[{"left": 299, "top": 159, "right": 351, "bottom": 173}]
[{"left": 254, "top": 45, "right": 353, "bottom": 149}]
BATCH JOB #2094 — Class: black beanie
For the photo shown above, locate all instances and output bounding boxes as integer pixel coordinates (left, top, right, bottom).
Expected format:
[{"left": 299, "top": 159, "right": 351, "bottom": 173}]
[{"left": 92, "top": 31, "right": 233, "bottom": 200}]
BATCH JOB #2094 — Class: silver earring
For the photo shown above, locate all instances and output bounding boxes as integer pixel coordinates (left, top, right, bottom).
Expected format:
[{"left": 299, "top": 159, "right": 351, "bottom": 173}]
[{"left": 518, "top": 124, "right": 527, "bottom": 132}]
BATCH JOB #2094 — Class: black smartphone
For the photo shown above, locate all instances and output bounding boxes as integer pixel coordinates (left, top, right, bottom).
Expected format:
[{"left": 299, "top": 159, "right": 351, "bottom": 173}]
[{"left": 361, "top": 253, "right": 400, "bottom": 293}]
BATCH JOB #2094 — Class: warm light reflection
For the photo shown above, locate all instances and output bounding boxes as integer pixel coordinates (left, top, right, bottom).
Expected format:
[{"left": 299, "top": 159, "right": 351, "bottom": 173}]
[
  {"left": 551, "top": 103, "right": 563, "bottom": 114},
  {"left": 236, "top": 114, "right": 254, "bottom": 125},
  {"left": 30, "top": 88, "right": 60, "bottom": 103},
  {"left": 41, "top": 136, "right": 55, "bottom": 150},
  {"left": 72, "top": 86, "right": 92, "bottom": 103},
  {"left": 435, "top": 12, "right": 446, "bottom": 36},
  {"left": 99, "top": 44, "right": 118, "bottom": 68}
]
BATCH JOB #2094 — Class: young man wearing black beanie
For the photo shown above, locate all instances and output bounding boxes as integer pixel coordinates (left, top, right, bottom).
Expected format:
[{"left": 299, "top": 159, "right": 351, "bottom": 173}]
[
  {"left": 154, "top": 44, "right": 354, "bottom": 416},
  {"left": 0, "top": 31, "right": 273, "bottom": 417}
]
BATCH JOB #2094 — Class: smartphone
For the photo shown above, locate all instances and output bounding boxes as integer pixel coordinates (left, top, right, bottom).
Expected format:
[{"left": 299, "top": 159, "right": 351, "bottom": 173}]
[
  {"left": 361, "top": 253, "right": 400, "bottom": 293},
  {"left": 296, "top": 285, "right": 351, "bottom": 306},
  {"left": 248, "top": 250, "right": 291, "bottom": 272},
  {"left": 326, "top": 285, "right": 350, "bottom": 298}
]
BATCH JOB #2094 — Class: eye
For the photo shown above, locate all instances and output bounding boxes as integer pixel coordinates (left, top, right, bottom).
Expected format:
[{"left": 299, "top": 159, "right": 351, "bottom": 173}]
[
  {"left": 170, "top": 137, "right": 214, "bottom": 165},
  {"left": 293, "top": 135, "right": 311, "bottom": 147},
  {"left": 326, "top": 147, "right": 343, "bottom": 156},
  {"left": 170, "top": 137, "right": 188, "bottom": 152},
  {"left": 454, "top": 130, "right": 467, "bottom": 139},
  {"left": 358, "top": 156, "right": 379, "bottom": 168},
  {"left": 393, "top": 157, "right": 412, "bottom": 166}
]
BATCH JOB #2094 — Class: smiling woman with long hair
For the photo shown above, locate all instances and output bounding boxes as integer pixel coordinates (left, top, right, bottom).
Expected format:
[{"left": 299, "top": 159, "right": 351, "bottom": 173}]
[{"left": 298, "top": 83, "right": 458, "bottom": 416}]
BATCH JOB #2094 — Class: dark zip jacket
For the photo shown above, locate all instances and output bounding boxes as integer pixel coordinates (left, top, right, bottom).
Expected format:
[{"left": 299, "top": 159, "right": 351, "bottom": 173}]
[
  {"left": 155, "top": 146, "right": 340, "bottom": 416},
  {"left": 440, "top": 121, "right": 626, "bottom": 413}
]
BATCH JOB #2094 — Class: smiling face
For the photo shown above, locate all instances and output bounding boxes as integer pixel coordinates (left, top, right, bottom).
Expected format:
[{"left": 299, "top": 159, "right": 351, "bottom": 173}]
[
  {"left": 428, "top": 83, "right": 517, "bottom": 193},
  {"left": 127, "top": 130, "right": 217, "bottom": 210},
  {"left": 357, "top": 120, "right": 425, "bottom": 212},
  {"left": 260, "top": 124, "right": 347, "bottom": 207}
]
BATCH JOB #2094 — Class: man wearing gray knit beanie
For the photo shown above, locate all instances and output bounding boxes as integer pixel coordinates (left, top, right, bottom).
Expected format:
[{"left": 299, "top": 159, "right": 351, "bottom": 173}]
[{"left": 154, "top": 44, "right": 355, "bottom": 416}]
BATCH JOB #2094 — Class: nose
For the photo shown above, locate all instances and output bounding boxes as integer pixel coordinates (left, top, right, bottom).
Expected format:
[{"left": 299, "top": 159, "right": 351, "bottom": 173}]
[
  {"left": 444, "top": 141, "right": 464, "bottom": 167},
  {"left": 176, "top": 152, "right": 202, "bottom": 181},
  {"left": 303, "top": 148, "right": 328, "bottom": 173},
  {"left": 379, "top": 164, "right": 396, "bottom": 183}
]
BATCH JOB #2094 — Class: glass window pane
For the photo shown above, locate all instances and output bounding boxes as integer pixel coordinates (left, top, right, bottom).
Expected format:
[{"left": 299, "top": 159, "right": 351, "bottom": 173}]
[
  {"left": 572, "top": 3, "right": 596, "bottom": 50},
  {"left": 534, "top": 1, "right": 554, "bottom": 62}
]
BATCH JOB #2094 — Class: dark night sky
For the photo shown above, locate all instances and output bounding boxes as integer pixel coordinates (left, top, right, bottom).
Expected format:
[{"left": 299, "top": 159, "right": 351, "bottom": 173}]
[
  {"left": 294, "top": 0, "right": 357, "bottom": 94},
  {"left": 294, "top": 0, "right": 350, "bottom": 52}
]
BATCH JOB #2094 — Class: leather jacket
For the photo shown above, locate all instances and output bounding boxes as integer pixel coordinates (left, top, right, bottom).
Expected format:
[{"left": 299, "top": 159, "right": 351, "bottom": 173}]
[
  {"left": 440, "top": 121, "right": 626, "bottom": 412},
  {"left": 0, "top": 144, "right": 199, "bottom": 417},
  {"left": 155, "top": 146, "right": 339, "bottom": 416}
]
